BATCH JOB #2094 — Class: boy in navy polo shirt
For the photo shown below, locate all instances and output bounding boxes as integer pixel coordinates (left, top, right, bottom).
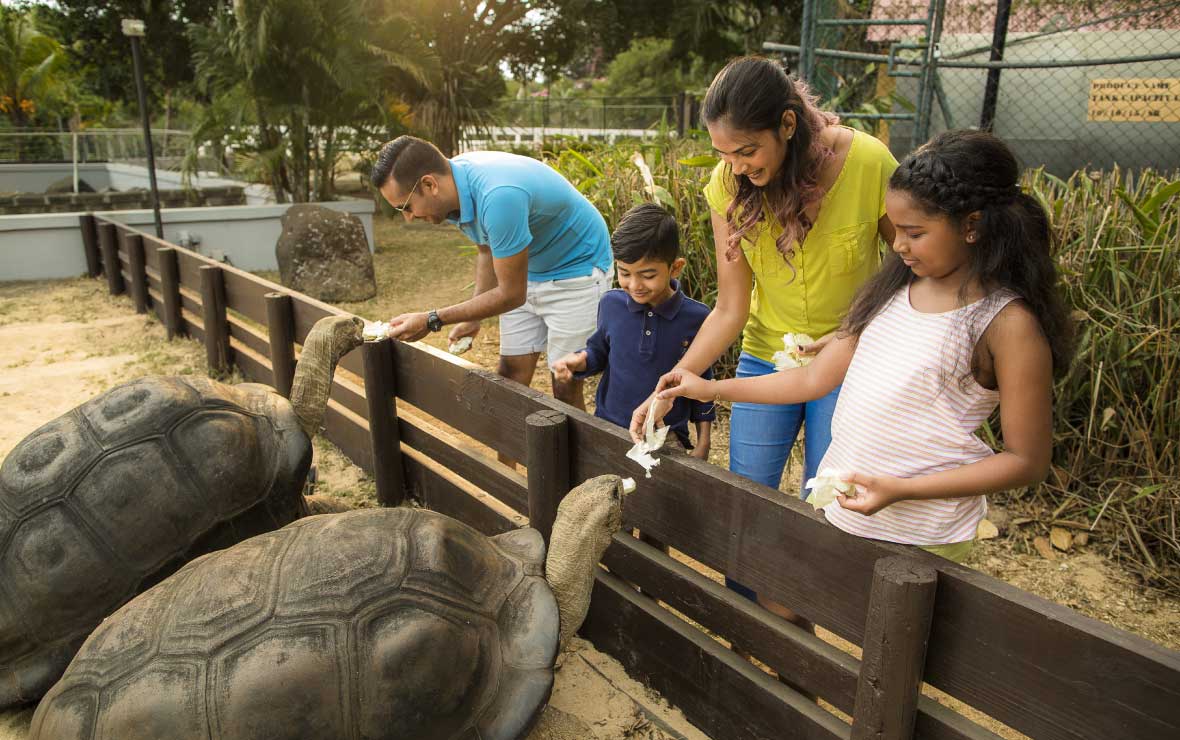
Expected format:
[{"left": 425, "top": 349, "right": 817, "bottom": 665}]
[{"left": 553, "top": 203, "right": 715, "bottom": 460}]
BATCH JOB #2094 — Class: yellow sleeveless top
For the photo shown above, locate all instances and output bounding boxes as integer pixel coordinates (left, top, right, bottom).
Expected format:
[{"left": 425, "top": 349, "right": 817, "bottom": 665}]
[{"left": 703, "top": 128, "right": 898, "bottom": 362}]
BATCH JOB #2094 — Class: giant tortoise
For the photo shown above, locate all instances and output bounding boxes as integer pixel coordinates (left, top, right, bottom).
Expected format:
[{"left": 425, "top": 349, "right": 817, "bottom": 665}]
[
  {"left": 29, "top": 474, "right": 628, "bottom": 740},
  {"left": 0, "top": 314, "right": 364, "bottom": 708}
]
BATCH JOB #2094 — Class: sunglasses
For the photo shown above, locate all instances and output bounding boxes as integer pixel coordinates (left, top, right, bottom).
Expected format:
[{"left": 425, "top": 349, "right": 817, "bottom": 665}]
[{"left": 390, "top": 176, "right": 422, "bottom": 213}]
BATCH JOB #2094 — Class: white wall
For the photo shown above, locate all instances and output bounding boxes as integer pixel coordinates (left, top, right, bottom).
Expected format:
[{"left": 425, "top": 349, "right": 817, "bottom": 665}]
[
  {"left": 0, "top": 163, "right": 113, "bottom": 192},
  {"left": 0, "top": 200, "right": 376, "bottom": 281}
]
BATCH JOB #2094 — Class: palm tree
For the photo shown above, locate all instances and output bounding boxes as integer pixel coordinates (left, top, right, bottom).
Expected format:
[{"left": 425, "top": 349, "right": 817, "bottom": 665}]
[
  {"left": 186, "top": 0, "right": 430, "bottom": 202},
  {"left": 0, "top": 7, "right": 67, "bottom": 130}
]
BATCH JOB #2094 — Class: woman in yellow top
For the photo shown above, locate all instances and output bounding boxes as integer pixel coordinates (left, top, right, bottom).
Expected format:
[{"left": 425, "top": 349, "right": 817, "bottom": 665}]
[{"left": 632, "top": 56, "right": 897, "bottom": 606}]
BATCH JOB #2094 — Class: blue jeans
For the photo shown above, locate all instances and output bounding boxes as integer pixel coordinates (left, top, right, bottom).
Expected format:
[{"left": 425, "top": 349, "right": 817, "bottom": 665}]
[{"left": 726, "top": 352, "right": 842, "bottom": 601}]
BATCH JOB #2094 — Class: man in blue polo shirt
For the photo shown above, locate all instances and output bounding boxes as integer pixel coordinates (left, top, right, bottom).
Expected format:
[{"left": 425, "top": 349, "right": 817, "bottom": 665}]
[{"left": 371, "top": 136, "right": 612, "bottom": 415}]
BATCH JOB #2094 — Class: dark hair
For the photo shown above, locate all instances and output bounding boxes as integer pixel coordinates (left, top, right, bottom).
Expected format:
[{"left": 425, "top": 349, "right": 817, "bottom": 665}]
[
  {"left": 370, "top": 135, "right": 449, "bottom": 190},
  {"left": 610, "top": 203, "right": 680, "bottom": 264},
  {"left": 843, "top": 129, "right": 1074, "bottom": 379},
  {"left": 701, "top": 56, "right": 839, "bottom": 271}
]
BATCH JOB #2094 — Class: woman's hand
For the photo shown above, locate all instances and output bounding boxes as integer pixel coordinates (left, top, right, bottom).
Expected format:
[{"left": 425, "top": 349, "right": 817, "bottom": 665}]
[
  {"left": 797, "top": 331, "right": 837, "bottom": 357},
  {"left": 656, "top": 368, "right": 716, "bottom": 403},
  {"left": 835, "top": 472, "right": 910, "bottom": 516}
]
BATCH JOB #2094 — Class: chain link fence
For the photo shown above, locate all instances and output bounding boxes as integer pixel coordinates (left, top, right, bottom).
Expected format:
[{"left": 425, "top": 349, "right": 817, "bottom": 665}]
[{"left": 771, "top": 0, "right": 1180, "bottom": 175}]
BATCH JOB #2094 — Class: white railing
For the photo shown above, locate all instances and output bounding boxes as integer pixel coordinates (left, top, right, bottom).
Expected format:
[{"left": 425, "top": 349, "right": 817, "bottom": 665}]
[{"left": 0, "top": 128, "right": 193, "bottom": 192}]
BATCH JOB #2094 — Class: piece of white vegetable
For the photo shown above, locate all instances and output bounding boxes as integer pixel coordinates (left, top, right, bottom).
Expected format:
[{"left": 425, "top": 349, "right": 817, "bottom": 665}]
[
  {"left": 803, "top": 467, "right": 856, "bottom": 510},
  {"left": 771, "top": 332, "right": 817, "bottom": 370},
  {"left": 449, "top": 336, "right": 473, "bottom": 355},
  {"left": 362, "top": 320, "right": 390, "bottom": 341},
  {"left": 621, "top": 477, "right": 637, "bottom": 494},
  {"left": 626, "top": 397, "right": 671, "bottom": 478}
]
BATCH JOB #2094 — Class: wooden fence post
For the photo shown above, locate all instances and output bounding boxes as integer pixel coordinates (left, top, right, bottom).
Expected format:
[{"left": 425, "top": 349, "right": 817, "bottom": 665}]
[
  {"left": 199, "top": 264, "right": 230, "bottom": 375},
  {"left": 850, "top": 556, "right": 938, "bottom": 740},
  {"left": 97, "top": 222, "right": 123, "bottom": 295},
  {"left": 525, "top": 409, "right": 570, "bottom": 544},
  {"left": 126, "top": 234, "right": 148, "bottom": 314},
  {"left": 264, "top": 292, "right": 296, "bottom": 397},
  {"left": 157, "top": 247, "right": 183, "bottom": 339},
  {"left": 362, "top": 337, "right": 404, "bottom": 507},
  {"left": 79, "top": 214, "right": 100, "bottom": 278}
]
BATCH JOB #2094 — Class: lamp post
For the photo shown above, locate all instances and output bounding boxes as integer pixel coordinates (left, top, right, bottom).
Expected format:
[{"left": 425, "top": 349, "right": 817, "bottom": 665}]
[{"left": 122, "top": 18, "right": 163, "bottom": 239}]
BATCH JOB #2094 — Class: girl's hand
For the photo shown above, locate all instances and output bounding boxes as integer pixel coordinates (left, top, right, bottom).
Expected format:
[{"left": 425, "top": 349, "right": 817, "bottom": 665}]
[
  {"left": 797, "top": 331, "right": 837, "bottom": 357},
  {"left": 835, "top": 472, "right": 910, "bottom": 516},
  {"left": 629, "top": 392, "right": 662, "bottom": 443},
  {"left": 655, "top": 369, "right": 716, "bottom": 403}
]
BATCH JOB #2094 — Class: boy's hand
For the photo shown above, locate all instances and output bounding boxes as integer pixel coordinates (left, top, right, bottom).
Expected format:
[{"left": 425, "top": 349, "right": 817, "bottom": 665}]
[
  {"left": 629, "top": 392, "right": 673, "bottom": 443},
  {"left": 656, "top": 369, "right": 715, "bottom": 403},
  {"left": 834, "top": 472, "right": 908, "bottom": 516},
  {"left": 551, "top": 351, "right": 587, "bottom": 384}
]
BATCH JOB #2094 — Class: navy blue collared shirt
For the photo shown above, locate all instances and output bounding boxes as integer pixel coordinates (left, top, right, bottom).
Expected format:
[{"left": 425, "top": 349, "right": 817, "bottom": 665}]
[{"left": 575, "top": 280, "right": 715, "bottom": 447}]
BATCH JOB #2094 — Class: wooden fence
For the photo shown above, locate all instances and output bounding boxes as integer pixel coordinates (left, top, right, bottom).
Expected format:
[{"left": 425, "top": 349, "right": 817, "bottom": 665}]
[{"left": 82, "top": 214, "right": 1180, "bottom": 740}]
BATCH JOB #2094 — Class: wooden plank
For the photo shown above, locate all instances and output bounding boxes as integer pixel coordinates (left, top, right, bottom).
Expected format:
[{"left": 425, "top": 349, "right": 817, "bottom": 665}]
[
  {"left": 584, "top": 569, "right": 850, "bottom": 740},
  {"left": 851, "top": 557, "right": 938, "bottom": 740},
  {"left": 97, "top": 222, "right": 124, "bottom": 294},
  {"left": 220, "top": 270, "right": 273, "bottom": 326},
  {"left": 396, "top": 409, "right": 529, "bottom": 516},
  {"left": 265, "top": 293, "right": 296, "bottom": 397},
  {"left": 226, "top": 314, "right": 271, "bottom": 357},
  {"left": 404, "top": 446, "right": 524, "bottom": 537},
  {"left": 79, "top": 214, "right": 100, "bottom": 277},
  {"left": 157, "top": 247, "right": 183, "bottom": 339},
  {"left": 362, "top": 339, "right": 404, "bottom": 507},
  {"left": 525, "top": 409, "right": 570, "bottom": 543},
  {"left": 126, "top": 234, "right": 148, "bottom": 314},
  {"left": 602, "top": 533, "right": 861, "bottom": 712},
  {"left": 199, "top": 265, "right": 230, "bottom": 375}
]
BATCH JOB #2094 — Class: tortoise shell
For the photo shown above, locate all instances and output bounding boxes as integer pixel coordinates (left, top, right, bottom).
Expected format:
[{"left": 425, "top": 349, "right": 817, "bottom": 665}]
[
  {"left": 30, "top": 508, "right": 559, "bottom": 740},
  {"left": 0, "top": 376, "right": 310, "bottom": 708}
]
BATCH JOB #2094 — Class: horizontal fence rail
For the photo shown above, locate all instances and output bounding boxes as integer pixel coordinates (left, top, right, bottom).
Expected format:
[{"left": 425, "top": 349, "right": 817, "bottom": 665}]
[{"left": 86, "top": 213, "right": 1180, "bottom": 740}]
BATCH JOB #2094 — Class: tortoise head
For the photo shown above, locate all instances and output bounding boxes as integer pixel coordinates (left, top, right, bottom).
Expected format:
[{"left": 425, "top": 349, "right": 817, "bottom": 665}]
[
  {"left": 289, "top": 315, "right": 364, "bottom": 438},
  {"left": 544, "top": 474, "right": 631, "bottom": 646}
]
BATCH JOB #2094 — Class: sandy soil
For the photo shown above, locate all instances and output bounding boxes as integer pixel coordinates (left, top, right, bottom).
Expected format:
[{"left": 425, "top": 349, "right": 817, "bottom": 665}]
[{"left": 0, "top": 277, "right": 701, "bottom": 740}]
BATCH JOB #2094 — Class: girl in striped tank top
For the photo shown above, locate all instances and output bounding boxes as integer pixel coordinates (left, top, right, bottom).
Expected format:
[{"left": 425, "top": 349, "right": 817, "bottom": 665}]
[{"left": 650, "top": 130, "right": 1074, "bottom": 561}]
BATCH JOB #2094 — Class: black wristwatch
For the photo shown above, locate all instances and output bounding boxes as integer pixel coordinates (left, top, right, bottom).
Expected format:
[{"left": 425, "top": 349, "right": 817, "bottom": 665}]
[{"left": 426, "top": 309, "right": 443, "bottom": 333}]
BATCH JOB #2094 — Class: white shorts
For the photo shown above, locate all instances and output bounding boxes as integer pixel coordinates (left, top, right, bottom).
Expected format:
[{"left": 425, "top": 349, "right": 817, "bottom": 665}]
[{"left": 500, "top": 266, "right": 612, "bottom": 367}]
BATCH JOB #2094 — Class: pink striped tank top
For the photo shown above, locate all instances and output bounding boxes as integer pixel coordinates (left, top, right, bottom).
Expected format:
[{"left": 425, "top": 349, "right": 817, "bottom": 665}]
[{"left": 821, "top": 284, "right": 1019, "bottom": 546}]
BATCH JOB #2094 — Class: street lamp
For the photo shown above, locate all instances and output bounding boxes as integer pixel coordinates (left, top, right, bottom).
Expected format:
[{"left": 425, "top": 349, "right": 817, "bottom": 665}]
[{"left": 122, "top": 18, "right": 163, "bottom": 239}]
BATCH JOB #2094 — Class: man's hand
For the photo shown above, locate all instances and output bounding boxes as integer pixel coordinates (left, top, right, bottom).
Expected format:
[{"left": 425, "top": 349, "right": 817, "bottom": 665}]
[
  {"left": 387, "top": 312, "right": 430, "bottom": 342},
  {"left": 834, "top": 472, "right": 910, "bottom": 516},
  {"left": 551, "top": 351, "right": 587, "bottom": 384},
  {"left": 448, "top": 321, "right": 480, "bottom": 344}
]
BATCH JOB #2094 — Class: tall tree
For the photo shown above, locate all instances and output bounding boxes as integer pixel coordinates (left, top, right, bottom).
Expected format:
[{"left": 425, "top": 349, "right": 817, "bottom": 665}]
[
  {"left": 39, "top": 0, "right": 221, "bottom": 112},
  {"left": 187, "top": 0, "right": 430, "bottom": 201},
  {"left": 0, "top": 6, "right": 67, "bottom": 129}
]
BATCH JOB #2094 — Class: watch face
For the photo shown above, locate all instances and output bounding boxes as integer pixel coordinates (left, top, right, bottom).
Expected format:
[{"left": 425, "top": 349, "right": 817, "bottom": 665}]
[{"left": 428, "top": 311, "right": 442, "bottom": 331}]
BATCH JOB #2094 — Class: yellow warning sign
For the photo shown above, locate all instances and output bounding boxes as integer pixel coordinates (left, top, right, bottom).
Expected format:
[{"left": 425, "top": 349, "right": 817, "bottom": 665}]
[{"left": 1087, "top": 78, "right": 1180, "bottom": 123}]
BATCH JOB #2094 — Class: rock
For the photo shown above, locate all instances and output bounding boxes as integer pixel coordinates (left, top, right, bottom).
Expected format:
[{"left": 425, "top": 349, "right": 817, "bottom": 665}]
[
  {"left": 1033, "top": 536, "right": 1056, "bottom": 560},
  {"left": 275, "top": 204, "right": 376, "bottom": 302},
  {"left": 45, "top": 177, "right": 95, "bottom": 194},
  {"left": 976, "top": 519, "right": 1000, "bottom": 540},
  {"left": 987, "top": 504, "right": 1011, "bottom": 533},
  {"left": 1050, "top": 526, "right": 1073, "bottom": 552},
  {"left": 1073, "top": 531, "right": 1090, "bottom": 547}
]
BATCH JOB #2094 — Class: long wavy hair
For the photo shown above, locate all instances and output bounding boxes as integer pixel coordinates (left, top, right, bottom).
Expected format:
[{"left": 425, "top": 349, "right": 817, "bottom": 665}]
[
  {"left": 701, "top": 56, "right": 839, "bottom": 271},
  {"left": 842, "top": 130, "right": 1074, "bottom": 380}
]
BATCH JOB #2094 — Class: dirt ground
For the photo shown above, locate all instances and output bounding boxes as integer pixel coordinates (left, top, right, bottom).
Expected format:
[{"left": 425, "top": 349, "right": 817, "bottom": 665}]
[{"left": 1, "top": 218, "right": 1176, "bottom": 738}]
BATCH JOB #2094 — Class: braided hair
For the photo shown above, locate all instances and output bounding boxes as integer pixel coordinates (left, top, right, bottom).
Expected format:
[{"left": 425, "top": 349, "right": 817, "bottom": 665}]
[
  {"left": 842, "top": 130, "right": 1074, "bottom": 379},
  {"left": 701, "top": 57, "right": 839, "bottom": 273}
]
